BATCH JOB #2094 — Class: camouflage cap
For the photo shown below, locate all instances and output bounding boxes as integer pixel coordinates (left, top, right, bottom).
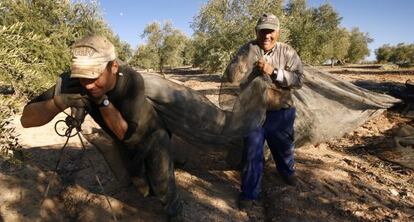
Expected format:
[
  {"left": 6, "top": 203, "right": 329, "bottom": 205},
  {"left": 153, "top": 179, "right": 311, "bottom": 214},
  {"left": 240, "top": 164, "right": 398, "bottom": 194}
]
[
  {"left": 255, "top": 13, "right": 280, "bottom": 31},
  {"left": 70, "top": 35, "right": 116, "bottom": 79}
]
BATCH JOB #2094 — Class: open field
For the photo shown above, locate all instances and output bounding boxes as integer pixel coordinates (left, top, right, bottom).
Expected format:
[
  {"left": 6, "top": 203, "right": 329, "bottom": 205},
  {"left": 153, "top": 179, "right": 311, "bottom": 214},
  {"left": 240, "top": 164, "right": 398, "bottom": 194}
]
[{"left": 0, "top": 65, "right": 413, "bottom": 221}]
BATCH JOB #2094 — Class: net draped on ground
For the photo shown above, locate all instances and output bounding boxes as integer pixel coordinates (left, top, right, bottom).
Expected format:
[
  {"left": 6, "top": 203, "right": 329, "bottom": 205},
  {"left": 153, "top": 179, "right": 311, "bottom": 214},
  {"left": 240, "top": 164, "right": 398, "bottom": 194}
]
[{"left": 141, "top": 66, "right": 400, "bottom": 147}]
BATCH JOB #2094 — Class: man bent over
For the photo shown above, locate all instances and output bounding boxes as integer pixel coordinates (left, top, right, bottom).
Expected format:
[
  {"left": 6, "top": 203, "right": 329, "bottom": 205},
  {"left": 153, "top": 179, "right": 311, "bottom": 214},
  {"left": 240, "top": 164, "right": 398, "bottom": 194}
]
[{"left": 20, "top": 35, "right": 182, "bottom": 217}]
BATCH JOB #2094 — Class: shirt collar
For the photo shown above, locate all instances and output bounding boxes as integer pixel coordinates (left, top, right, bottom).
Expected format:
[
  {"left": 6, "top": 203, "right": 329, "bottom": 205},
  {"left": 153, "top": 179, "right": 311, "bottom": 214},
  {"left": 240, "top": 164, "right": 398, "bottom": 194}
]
[{"left": 263, "top": 44, "right": 277, "bottom": 56}]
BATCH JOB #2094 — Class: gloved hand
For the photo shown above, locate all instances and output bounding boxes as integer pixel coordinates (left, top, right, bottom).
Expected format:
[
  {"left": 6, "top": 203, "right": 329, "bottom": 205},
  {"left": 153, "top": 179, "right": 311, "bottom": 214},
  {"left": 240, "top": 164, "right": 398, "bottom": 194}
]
[{"left": 53, "top": 94, "right": 88, "bottom": 111}]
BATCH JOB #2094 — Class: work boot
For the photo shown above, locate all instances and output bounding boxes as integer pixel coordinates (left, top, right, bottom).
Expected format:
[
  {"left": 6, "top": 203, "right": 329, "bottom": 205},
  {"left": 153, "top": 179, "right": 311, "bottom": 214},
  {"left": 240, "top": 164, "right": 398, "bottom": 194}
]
[
  {"left": 168, "top": 210, "right": 184, "bottom": 222},
  {"left": 131, "top": 176, "right": 150, "bottom": 197},
  {"left": 281, "top": 174, "right": 298, "bottom": 186},
  {"left": 165, "top": 194, "right": 183, "bottom": 221},
  {"left": 237, "top": 195, "right": 257, "bottom": 211}
]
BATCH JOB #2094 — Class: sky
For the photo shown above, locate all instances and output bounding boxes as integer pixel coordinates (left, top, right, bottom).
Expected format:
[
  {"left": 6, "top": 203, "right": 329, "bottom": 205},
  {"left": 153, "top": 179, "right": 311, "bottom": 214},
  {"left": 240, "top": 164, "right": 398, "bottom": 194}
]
[{"left": 99, "top": 0, "right": 414, "bottom": 61}]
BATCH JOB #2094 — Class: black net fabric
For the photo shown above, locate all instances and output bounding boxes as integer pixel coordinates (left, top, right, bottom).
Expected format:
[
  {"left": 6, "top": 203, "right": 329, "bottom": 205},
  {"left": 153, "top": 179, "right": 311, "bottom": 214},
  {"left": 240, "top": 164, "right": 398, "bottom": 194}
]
[
  {"left": 292, "top": 66, "right": 398, "bottom": 146},
  {"left": 220, "top": 65, "right": 400, "bottom": 147},
  {"left": 142, "top": 65, "right": 399, "bottom": 147},
  {"left": 142, "top": 73, "right": 267, "bottom": 145}
]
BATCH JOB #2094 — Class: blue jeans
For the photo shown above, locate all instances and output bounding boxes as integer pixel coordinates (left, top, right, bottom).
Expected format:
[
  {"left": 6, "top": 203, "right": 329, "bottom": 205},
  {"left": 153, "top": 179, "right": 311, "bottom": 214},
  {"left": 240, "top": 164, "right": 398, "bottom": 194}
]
[{"left": 240, "top": 108, "right": 296, "bottom": 200}]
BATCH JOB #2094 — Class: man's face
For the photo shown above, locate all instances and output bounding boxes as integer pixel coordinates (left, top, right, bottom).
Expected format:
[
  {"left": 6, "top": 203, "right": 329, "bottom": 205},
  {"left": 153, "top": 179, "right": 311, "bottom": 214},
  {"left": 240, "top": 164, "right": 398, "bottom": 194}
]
[
  {"left": 256, "top": 29, "right": 279, "bottom": 52},
  {"left": 79, "top": 63, "right": 117, "bottom": 98}
]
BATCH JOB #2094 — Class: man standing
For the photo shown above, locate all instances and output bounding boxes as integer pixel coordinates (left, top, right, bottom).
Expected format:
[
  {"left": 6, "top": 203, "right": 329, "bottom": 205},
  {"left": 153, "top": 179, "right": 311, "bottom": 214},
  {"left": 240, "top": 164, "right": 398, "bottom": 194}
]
[
  {"left": 222, "top": 13, "right": 304, "bottom": 208},
  {"left": 20, "top": 35, "right": 181, "bottom": 217}
]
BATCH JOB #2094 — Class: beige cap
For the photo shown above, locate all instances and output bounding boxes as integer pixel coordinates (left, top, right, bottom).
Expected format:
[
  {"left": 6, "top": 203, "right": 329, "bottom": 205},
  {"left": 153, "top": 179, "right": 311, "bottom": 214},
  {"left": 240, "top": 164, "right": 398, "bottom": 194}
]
[
  {"left": 256, "top": 13, "right": 280, "bottom": 31},
  {"left": 70, "top": 35, "right": 116, "bottom": 79}
]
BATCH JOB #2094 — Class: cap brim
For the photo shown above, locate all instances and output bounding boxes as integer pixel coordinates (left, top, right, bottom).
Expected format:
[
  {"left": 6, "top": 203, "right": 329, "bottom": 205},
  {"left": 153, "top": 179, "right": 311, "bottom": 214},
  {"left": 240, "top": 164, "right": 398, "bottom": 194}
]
[
  {"left": 256, "top": 24, "right": 278, "bottom": 30},
  {"left": 70, "top": 63, "right": 107, "bottom": 79}
]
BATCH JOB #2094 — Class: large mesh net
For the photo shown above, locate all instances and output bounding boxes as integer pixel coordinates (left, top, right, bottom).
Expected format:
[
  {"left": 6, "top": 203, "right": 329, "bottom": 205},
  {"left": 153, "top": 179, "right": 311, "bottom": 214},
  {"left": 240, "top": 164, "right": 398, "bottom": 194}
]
[
  {"left": 141, "top": 65, "right": 399, "bottom": 148},
  {"left": 142, "top": 73, "right": 267, "bottom": 145}
]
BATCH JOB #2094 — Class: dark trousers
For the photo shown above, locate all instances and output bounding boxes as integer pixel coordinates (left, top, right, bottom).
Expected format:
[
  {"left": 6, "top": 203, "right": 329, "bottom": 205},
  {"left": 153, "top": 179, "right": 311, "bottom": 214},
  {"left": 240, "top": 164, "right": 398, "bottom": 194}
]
[
  {"left": 120, "top": 129, "right": 181, "bottom": 216},
  {"left": 240, "top": 108, "right": 296, "bottom": 200}
]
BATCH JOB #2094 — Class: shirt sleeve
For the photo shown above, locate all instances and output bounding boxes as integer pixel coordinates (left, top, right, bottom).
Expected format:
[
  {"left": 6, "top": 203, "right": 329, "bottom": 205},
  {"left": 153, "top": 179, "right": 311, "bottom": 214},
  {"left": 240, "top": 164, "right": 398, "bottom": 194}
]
[
  {"left": 115, "top": 68, "right": 150, "bottom": 146},
  {"left": 28, "top": 86, "right": 55, "bottom": 104},
  {"left": 272, "top": 45, "right": 304, "bottom": 89}
]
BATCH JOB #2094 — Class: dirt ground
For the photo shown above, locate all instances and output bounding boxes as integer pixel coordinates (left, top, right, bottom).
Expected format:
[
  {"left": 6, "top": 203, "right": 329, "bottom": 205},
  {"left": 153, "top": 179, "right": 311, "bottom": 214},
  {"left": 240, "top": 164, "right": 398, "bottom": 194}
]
[{"left": 1, "top": 65, "right": 413, "bottom": 221}]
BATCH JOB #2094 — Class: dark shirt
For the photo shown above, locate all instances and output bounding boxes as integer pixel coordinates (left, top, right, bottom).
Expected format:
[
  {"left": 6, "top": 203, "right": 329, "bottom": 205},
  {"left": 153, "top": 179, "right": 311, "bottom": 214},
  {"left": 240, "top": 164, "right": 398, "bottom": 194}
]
[{"left": 29, "top": 65, "right": 162, "bottom": 149}]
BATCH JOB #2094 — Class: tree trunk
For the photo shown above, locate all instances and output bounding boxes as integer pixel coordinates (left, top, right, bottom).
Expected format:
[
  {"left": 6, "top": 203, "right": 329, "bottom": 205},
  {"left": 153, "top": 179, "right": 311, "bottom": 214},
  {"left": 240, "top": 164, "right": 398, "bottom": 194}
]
[{"left": 158, "top": 51, "right": 164, "bottom": 74}]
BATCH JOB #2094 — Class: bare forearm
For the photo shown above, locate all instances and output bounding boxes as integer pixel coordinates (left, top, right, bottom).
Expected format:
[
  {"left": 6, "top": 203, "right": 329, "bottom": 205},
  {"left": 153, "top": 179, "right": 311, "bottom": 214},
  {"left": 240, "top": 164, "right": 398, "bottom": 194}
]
[
  {"left": 99, "top": 104, "right": 128, "bottom": 140},
  {"left": 20, "top": 99, "right": 61, "bottom": 128}
]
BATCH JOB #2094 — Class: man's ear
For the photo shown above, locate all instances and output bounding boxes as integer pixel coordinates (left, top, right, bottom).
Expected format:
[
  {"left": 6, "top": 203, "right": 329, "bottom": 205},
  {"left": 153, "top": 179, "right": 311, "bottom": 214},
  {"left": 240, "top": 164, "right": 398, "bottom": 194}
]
[
  {"left": 275, "top": 30, "right": 280, "bottom": 41},
  {"left": 111, "top": 60, "right": 119, "bottom": 75}
]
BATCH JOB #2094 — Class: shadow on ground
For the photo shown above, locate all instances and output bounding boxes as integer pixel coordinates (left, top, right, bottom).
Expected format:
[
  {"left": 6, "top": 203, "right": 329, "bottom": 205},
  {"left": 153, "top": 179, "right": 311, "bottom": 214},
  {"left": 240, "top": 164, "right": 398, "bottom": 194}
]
[
  {"left": 0, "top": 135, "right": 248, "bottom": 221},
  {"left": 0, "top": 144, "right": 165, "bottom": 221},
  {"left": 260, "top": 102, "right": 414, "bottom": 222},
  {"left": 263, "top": 137, "right": 414, "bottom": 222}
]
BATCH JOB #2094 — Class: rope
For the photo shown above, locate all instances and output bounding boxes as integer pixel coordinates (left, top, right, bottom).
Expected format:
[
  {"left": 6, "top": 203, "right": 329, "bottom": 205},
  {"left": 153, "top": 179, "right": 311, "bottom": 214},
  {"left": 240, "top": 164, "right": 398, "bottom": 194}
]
[
  {"left": 41, "top": 112, "right": 118, "bottom": 222},
  {"left": 41, "top": 133, "right": 70, "bottom": 202},
  {"left": 77, "top": 132, "right": 118, "bottom": 222}
]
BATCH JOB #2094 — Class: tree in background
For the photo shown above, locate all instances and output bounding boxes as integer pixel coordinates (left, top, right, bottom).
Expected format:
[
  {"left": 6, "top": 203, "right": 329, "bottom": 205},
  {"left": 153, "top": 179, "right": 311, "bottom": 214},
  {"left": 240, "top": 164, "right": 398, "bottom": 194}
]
[
  {"left": 375, "top": 44, "right": 393, "bottom": 63},
  {"left": 130, "top": 21, "right": 188, "bottom": 73},
  {"left": 191, "top": 0, "right": 371, "bottom": 71},
  {"left": 284, "top": 0, "right": 315, "bottom": 63},
  {"left": 130, "top": 44, "right": 158, "bottom": 70},
  {"left": 322, "top": 28, "right": 350, "bottom": 67},
  {"left": 112, "top": 35, "right": 133, "bottom": 62},
  {"left": 0, "top": 23, "right": 50, "bottom": 97},
  {"left": 286, "top": 1, "right": 343, "bottom": 65},
  {"left": 376, "top": 43, "right": 414, "bottom": 67},
  {"left": 315, "top": 4, "right": 348, "bottom": 66},
  {"left": 191, "top": 0, "right": 285, "bottom": 72},
  {"left": 345, "top": 27, "right": 373, "bottom": 63},
  {"left": 0, "top": 0, "right": 132, "bottom": 97},
  {"left": 181, "top": 38, "right": 197, "bottom": 66}
]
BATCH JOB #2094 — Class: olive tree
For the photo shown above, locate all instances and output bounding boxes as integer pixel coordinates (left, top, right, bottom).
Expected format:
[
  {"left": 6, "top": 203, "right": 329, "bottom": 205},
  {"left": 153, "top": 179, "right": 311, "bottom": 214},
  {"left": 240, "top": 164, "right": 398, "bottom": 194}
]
[
  {"left": 191, "top": 0, "right": 363, "bottom": 70},
  {"left": 191, "top": 0, "right": 285, "bottom": 72},
  {"left": 0, "top": 0, "right": 132, "bottom": 96},
  {"left": 345, "top": 27, "right": 373, "bottom": 63},
  {"left": 130, "top": 21, "right": 188, "bottom": 73},
  {"left": 376, "top": 43, "right": 414, "bottom": 67},
  {"left": 286, "top": 1, "right": 344, "bottom": 65},
  {"left": 323, "top": 28, "right": 350, "bottom": 66}
]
